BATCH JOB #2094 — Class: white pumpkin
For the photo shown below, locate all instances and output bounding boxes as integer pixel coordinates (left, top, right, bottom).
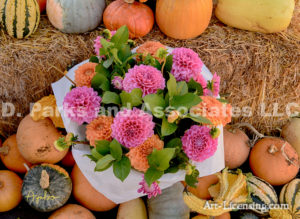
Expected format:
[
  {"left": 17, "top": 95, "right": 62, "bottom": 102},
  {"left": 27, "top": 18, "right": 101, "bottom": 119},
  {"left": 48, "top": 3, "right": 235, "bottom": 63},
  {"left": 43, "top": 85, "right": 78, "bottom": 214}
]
[
  {"left": 147, "top": 182, "right": 190, "bottom": 219},
  {"left": 46, "top": 0, "right": 106, "bottom": 33}
]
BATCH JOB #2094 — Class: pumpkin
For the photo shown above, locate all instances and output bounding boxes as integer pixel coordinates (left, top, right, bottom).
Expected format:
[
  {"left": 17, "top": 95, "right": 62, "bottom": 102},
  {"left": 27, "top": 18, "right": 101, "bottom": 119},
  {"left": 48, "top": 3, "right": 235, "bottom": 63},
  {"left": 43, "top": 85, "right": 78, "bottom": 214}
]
[
  {"left": 156, "top": 0, "right": 213, "bottom": 39},
  {"left": 61, "top": 149, "right": 75, "bottom": 167},
  {"left": 36, "top": 0, "right": 46, "bottom": 13},
  {"left": 16, "top": 115, "right": 68, "bottom": 164},
  {"left": 223, "top": 126, "right": 250, "bottom": 169},
  {"left": 0, "top": 134, "right": 31, "bottom": 173},
  {"left": 187, "top": 174, "right": 219, "bottom": 200},
  {"left": 282, "top": 117, "right": 300, "bottom": 162},
  {"left": 0, "top": 170, "right": 22, "bottom": 212},
  {"left": 0, "top": 0, "right": 40, "bottom": 39},
  {"left": 247, "top": 175, "right": 278, "bottom": 215},
  {"left": 279, "top": 178, "right": 300, "bottom": 218},
  {"left": 103, "top": 0, "right": 154, "bottom": 39},
  {"left": 117, "top": 198, "right": 147, "bottom": 219},
  {"left": 22, "top": 164, "right": 72, "bottom": 212},
  {"left": 49, "top": 204, "right": 96, "bottom": 219},
  {"left": 249, "top": 137, "right": 299, "bottom": 186},
  {"left": 71, "top": 164, "right": 117, "bottom": 211},
  {"left": 215, "top": 0, "right": 295, "bottom": 33},
  {"left": 46, "top": 0, "right": 106, "bottom": 33},
  {"left": 148, "top": 182, "right": 190, "bottom": 219}
]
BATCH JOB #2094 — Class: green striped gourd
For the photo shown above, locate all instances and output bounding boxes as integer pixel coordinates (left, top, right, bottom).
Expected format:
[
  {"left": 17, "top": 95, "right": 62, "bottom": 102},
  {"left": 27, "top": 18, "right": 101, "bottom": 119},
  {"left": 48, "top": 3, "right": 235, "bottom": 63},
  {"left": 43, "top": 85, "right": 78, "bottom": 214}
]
[
  {"left": 280, "top": 178, "right": 300, "bottom": 218},
  {"left": 0, "top": 0, "right": 40, "bottom": 38},
  {"left": 247, "top": 175, "right": 278, "bottom": 215}
]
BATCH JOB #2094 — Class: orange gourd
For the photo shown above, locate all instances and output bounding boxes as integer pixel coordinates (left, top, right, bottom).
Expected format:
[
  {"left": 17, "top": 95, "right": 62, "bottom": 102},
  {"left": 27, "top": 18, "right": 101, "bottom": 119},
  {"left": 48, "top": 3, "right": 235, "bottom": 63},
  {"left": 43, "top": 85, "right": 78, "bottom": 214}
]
[
  {"left": 187, "top": 174, "right": 219, "bottom": 200},
  {"left": 156, "top": 0, "right": 213, "bottom": 39},
  {"left": 103, "top": 0, "right": 154, "bottom": 39},
  {"left": 0, "top": 134, "right": 31, "bottom": 173},
  {"left": 249, "top": 137, "right": 299, "bottom": 186},
  {"left": 0, "top": 170, "right": 23, "bottom": 212},
  {"left": 71, "top": 164, "right": 117, "bottom": 211},
  {"left": 61, "top": 149, "right": 75, "bottom": 167},
  {"left": 49, "top": 204, "right": 96, "bottom": 219}
]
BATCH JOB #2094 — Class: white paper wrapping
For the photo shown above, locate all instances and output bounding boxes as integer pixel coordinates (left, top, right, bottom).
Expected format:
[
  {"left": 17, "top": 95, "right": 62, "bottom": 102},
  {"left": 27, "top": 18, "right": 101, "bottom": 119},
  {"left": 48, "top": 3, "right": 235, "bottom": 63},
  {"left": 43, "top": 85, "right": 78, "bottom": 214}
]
[{"left": 52, "top": 49, "right": 225, "bottom": 204}]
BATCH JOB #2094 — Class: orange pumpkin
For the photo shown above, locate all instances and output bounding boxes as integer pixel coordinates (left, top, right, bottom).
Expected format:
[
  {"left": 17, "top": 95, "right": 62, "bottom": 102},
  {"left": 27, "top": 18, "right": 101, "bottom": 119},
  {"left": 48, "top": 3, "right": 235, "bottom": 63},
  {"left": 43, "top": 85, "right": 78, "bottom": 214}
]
[
  {"left": 223, "top": 126, "right": 250, "bottom": 169},
  {"left": 187, "top": 174, "right": 219, "bottom": 200},
  {"left": 71, "top": 164, "right": 117, "bottom": 211},
  {"left": 103, "top": 0, "right": 154, "bottom": 38},
  {"left": 0, "top": 170, "right": 23, "bottom": 212},
  {"left": 156, "top": 0, "right": 213, "bottom": 39},
  {"left": 61, "top": 149, "right": 76, "bottom": 167},
  {"left": 49, "top": 204, "right": 96, "bottom": 219},
  {"left": 249, "top": 137, "right": 299, "bottom": 186},
  {"left": 0, "top": 134, "right": 31, "bottom": 173}
]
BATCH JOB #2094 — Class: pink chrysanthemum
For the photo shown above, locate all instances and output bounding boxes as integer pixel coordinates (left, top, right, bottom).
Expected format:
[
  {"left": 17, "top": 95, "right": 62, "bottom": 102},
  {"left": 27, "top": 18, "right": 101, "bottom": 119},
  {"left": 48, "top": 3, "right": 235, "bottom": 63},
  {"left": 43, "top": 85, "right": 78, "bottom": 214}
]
[
  {"left": 63, "top": 86, "right": 101, "bottom": 125},
  {"left": 137, "top": 176, "right": 161, "bottom": 199},
  {"left": 122, "top": 65, "right": 165, "bottom": 97},
  {"left": 111, "top": 108, "right": 155, "bottom": 148},
  {"left": 112, "top": 76, "right": 123, "bottom": 90},
  {"left": 171, "top": 48, "right": 203, "bottom": 82},
  {"left": 94, "top": 30, "right": 116, "bottom": 56},
  {"left": 181, "top": 125, "right": 218, "bottom": 162},
  {"left": 196, "top": 74, "right": 209, "bottom": 96},
  {"left": 207, "top": 73, "right": 220, "bottom": 97}
]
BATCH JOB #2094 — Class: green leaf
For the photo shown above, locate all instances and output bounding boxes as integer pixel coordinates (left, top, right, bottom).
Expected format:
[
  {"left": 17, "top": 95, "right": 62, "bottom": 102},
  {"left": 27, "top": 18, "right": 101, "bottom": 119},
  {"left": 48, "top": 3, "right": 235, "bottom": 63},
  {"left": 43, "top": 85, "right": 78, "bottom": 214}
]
[
  {"left": 176, "top": 81, "right": 188, "bottom": 96},
  {"left": 167, "top": 73, "right": 177, "bottom": 98},
  {"left": 102, "top": 91, "right": 121, "bottom": 105},
  {"left": 120, "top": 88, "right": 143, "bottom": 107},
  {"left": 185, "top": 169, "right": 199, "bottom": 188},
  {"left": 165, "top": 166, "right": 179, "bottom": 174},
  {"left": 91, "top": 148, "right": 103, "bottom": 160},
  {"left": 110, "top": 25, "right": 129, "bottom": 49},
  {"left": 188, "top": 79, "right": 203, "bottom": 96},
  {"left": 110, "top": 139, "right": 122, "bottom": 161},
  {"left": 144, "top": 167, "right": 164, "bottom": 186},
  {"left": 89, "top": 56, "right": 99, "bottom": 63},
  {"left": 164, "top": 55, "right": 173, "bottom": 73},
  {"left": 170, "top": 93, "right": 202, "bottom": 110},
  {"left": 113, "top": 156, "right": 131, "bottom": 182},
  {"left": 118, "top": 44, "right": 132, "bottom": 62},
  {"left": 91, "top": 73, "right": 110, "bottom": 92},
  {"left": 99, "top": 48, "right": 106, "bottom": 56},
  {"left": 111, "top": 48, "right": 122, "bottom": 64},
  {"left": 166, "top": 138, "right": 182, "bottom": 148},
  {"left": 143, "top": 94, "right": 166, "bottom": 118},
  {"left": 217, "top": 98, "right": 228, "bottom": 103},
  {"left": 95, "top": 154, "right": 115, "bottom": 171},
  {"left": 86, "top": 154, "right": 98, "bottom": 162},
  {"left": 95, "top": 140, "right": 111, "bottom": 156},
  {"left": 100, "top": 38, "right": 114, "bottom": 50},
  {"left": 148, "top": 148, "right": 176, "bottom": 171},
  {"left": 103, "top": 57, "right": 114, "bottom": 68},
  {"left": 186, "top": 114, "right": 212, "bottom": 125},
  {"left": 161, "top": 116, "right": 177, "bottom": 136},
  {"left": 95, "top": 64, "right": 110, "bottom": 78}
]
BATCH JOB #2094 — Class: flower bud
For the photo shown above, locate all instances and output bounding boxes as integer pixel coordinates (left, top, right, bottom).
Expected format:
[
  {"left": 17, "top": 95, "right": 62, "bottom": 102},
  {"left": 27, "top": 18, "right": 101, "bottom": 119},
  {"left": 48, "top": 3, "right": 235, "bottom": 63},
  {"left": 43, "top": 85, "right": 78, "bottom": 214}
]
[{"left": 168, "top": 110, "right": 180, "bottom": 123}]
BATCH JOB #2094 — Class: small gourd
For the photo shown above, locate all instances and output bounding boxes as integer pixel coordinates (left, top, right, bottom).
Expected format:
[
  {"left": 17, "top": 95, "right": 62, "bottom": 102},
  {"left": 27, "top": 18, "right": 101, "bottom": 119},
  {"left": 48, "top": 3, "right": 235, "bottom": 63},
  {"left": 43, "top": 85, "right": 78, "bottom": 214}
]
[{"left": 22, "top": 164, "right": 72, "bottom": 212}]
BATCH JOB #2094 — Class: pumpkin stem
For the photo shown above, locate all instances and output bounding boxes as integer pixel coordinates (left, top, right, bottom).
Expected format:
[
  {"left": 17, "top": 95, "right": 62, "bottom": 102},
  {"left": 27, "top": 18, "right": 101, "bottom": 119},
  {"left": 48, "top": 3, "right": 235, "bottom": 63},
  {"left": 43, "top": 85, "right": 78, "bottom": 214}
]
[
  {"left": 281, "top": 142, "right": 300, "bottom": 168},
  {"left": 40, "top": 170, "right": 50, "bottom": 189},
  {"left": 0, "top": 146, "right": 9, "bottom": 156},
  {"left": 233, "top": 123, "right": 264, "bottom": 139},
  {"left": 268, "top": 144, "right": 279, "bottom": 154}
]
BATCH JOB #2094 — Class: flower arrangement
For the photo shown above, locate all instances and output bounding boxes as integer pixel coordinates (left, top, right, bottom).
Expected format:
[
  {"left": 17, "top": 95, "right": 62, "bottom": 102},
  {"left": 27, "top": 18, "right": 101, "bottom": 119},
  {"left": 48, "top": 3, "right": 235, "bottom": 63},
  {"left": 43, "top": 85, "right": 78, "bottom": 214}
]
[{"left": 56, "top": 26, "right": 231, "bottom": 199}]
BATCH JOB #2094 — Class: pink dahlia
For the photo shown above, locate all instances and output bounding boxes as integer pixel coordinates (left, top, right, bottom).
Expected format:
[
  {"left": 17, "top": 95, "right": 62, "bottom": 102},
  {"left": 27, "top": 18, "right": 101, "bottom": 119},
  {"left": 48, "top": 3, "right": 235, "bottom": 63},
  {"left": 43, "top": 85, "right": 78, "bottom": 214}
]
[
  {"left": 207, "top": 73, "right": 220, "bottom": 97},
  {"left": 63, "top": 86, "right": 101, "bottom": 125},
  {"left": 112, "top": 76, "right": 123, "bottom": 90},
  {"left": 111, "top": 108, "right": 155, "bottom": 148},
  {"left": 181, "top": 125, "right": 218, "bottom": 162},
  {"left": 171, "top": 48, "right": 203, "bottom": 82},
  {"left": 94, "top": 30, "right": 116, "bottom": 56},
  {"left": 196, "top": 73, "right": 209, "bottom": 96},
  {"left": 137, "top": 176, "right": 161, "bottom": 199},
  {"left": 122, "top": 65, "right": 165, "bottom": 97}
]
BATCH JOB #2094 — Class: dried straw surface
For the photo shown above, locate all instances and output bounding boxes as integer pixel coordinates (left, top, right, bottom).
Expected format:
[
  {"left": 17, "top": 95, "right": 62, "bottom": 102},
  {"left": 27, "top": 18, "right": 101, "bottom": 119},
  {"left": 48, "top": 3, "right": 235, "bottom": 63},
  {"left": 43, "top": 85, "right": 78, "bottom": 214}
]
[{"left": 0, "top": 2, "right": 299, "bottom": 137}]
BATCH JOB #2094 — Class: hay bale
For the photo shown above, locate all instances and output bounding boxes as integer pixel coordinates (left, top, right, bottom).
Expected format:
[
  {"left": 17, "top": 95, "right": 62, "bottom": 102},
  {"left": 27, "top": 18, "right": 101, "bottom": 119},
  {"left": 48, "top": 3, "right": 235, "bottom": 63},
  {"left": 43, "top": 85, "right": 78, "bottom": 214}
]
[{"left": 0, "top": 3, "right": 299, "bottom": 137}]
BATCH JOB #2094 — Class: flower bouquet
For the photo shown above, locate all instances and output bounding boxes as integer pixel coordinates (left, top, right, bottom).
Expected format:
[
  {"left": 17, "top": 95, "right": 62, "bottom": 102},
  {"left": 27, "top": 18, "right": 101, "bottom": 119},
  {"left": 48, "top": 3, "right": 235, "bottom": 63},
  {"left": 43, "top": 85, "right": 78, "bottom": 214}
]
[{"left": 52, "top": 26, "right": 232, "bottom": 203}]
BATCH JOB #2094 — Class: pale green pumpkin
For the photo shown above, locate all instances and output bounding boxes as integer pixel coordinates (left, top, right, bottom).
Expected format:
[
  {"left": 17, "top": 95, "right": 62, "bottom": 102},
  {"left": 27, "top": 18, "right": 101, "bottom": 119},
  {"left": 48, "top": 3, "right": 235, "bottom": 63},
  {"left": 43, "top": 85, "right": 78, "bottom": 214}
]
[{"left": 46, "top": 0, "right": 106, "bottom": 33}]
